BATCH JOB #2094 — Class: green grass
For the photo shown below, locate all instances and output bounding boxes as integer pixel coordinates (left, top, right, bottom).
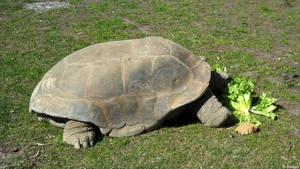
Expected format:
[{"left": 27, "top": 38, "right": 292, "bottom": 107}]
[{"left": 0, "top": 0, "right": 299, "bottom": 168}]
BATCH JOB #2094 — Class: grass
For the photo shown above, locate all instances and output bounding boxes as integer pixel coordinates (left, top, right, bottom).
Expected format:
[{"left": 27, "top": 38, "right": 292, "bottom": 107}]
[{"left": 0, "top": 0, "right": 299, "bottom": 168}]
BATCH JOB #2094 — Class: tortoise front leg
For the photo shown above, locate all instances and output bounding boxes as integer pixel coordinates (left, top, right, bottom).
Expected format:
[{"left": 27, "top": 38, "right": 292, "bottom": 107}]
[
  {"left": 63, "top": 121, "right": 96, "bottom": 149},
  {"left": 196, "top": 88, "right": 232, "bottom": 127}
]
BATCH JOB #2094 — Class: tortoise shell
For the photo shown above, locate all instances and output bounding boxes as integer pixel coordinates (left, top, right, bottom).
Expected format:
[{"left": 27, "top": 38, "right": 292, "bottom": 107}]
[{"left": 29, "top": 36, "right": 211, "bottom": 129}]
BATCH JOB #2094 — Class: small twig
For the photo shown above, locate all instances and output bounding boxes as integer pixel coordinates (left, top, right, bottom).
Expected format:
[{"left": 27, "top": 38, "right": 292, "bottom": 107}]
[
  {"left": 32, "top": 142, "right": 49, "bottom": 146},
  {"left": 287, "top": 141, "right": 292, "bottom": 151},
  {"left": 281, "top": 156, "right": 288, "bottom": 161},
  {"left": 30, "top": 150, "right": 40, "bottom": 159}
]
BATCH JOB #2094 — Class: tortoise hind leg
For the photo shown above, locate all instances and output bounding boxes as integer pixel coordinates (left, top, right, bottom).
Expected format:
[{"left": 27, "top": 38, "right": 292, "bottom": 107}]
[
  {"left": 196, "top": 88, "right": 232, "bottom": 127},
  {"left": 37, "top": 114, "right": 96, "bottom": 149},
  {"left": 63, "top": 121, "right": 96, "bottom": 149},
  {"left": 37, "top": 113, "right": 66, "bottom": 128}
]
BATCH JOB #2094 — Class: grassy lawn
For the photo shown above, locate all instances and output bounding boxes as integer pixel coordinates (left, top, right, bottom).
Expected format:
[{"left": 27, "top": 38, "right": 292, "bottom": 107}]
[{"left": 0, "top": 0, "right": 299, "bottom": 168}]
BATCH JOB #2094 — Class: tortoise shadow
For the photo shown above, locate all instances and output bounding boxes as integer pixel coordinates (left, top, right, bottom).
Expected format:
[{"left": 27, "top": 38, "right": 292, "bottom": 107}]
[
  {"left": 162, "top": 111, "right": 200, "bottom": 128},
  {"left": 162, "top": 102, "right": 201, "bottom": 128},
  {"left": 160, "top": 94, "right": 208, "bottom": 128},
  {"left": 160, "top": 86, "right": 237, "bottom": 129}
]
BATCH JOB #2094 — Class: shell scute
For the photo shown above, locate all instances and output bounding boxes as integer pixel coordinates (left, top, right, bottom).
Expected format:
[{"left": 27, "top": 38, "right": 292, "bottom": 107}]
[
  {"left": 152, "top": 57, "right": 190, "bottom": 92},
  {"left": 119, "top": 95, "right": 139, "bottom": 125},
  {"left": 103, "top": 98, "right": 125, "bottom": 128},
  {"left": 140, "top": 96, "right": 156, "bottom": 124},
  {"left": 87, "top": 60, "right": 123, "bottom": 99},
  {"left": 169, "top": 40, "right": 200, "bottom": 68},
  {"left": 124, "top": 57, "right": 152, "bottom": 94}
]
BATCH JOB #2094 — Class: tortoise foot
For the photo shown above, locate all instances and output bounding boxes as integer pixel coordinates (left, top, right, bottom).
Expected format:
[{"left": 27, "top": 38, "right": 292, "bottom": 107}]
[
  {"left": 63, "top": 121, "right": 96, "bottom": 149},
  {"left": 197, "top": 89, "right": 232, "bottom": 127}
]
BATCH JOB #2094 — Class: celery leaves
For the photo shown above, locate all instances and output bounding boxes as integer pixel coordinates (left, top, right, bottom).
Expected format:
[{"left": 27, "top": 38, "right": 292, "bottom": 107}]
[
  {"left": 212, "top": 64, "right": 227, "bottom": 72},
  {"left": 250, "top": 93, "right": 277, "bottom": 120},
  {"left": 221, "top": 78, "right": 277, "bottom": 126}
]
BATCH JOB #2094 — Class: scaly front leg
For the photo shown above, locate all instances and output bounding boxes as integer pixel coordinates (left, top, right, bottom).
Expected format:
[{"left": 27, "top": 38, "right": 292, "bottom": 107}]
[{"left": 196, "top": 89, "right": 232, "bottom": 127}]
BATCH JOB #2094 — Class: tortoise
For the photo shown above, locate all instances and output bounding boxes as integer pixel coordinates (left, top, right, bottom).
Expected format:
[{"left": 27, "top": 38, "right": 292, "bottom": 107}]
[{"left": 30, "top": 36, "right": 233, "bottom": 149}]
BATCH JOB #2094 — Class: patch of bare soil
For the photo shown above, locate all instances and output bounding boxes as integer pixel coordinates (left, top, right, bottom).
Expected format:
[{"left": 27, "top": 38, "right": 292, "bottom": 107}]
[
  {"left": 291, "top": 128, "right": 300, "bottom": 139},
  {"left": 277, "top": 99, "right": 300, "bottom": 116},
  {"left": 0, "top": 141, "right": 52, "bottom": 168},
  {"left": 0, "top": 142, "right": 23, "bottom": 169},
  {"left": 241, "top": 70, "right": 259, "bottom": 77},
  {"left": 191, "top": 21, "right": 209, "bottom": 30},
  {"left": 81, "top": 0, "right": 103, "bottom": 4},
  {"left": 122, "top": 18, "right": 152, "bottom": 34},
  {"left": 227, "top": 46, "right": 299, "bottom": 71},
  {"left": 24, "top": 1, "right": 70, "bottom": 13}
]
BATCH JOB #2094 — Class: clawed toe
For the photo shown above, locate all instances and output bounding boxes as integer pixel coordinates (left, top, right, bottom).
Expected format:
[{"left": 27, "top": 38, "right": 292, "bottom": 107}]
[
  {"left": 63, "top": 121, "right": 96, "bottom": 149},
  {"left": 72, "top": 138, "right": 80, "bottom": 149},
  {"left": 82, "top": 141, "right": 89, "bottom": 149}
]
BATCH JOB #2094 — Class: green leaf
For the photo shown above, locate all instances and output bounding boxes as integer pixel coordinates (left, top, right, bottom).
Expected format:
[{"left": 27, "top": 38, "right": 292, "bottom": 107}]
[
  {"left": 250, "top": 93, "right": 277, "bottom": 120},
  {"left": 212, "top": 64, "right": 227, "bottom": 72},
  {"left": 232, "top": 111, "right": 262, "bottom": 126},
  {"left": 221, "top": 77, "right": 254, "bottom": 101},
  {"left": 220, "top": 76, "right": 278, "bottom": 126},
  {"left": 229, "top": 93, "right": 252, "bottom": 115}
]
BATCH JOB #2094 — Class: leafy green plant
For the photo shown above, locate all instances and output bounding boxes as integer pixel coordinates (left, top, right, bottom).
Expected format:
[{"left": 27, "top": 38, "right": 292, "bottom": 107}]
[
  {"left": 221, "top": 77, "right": 277, "bottom": 126},
  {"left": 211, "top": 63, "right": 227, "bottom": 72},
  {"left": 250, "top": 93, "right": 277, "bottom": 120}
]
